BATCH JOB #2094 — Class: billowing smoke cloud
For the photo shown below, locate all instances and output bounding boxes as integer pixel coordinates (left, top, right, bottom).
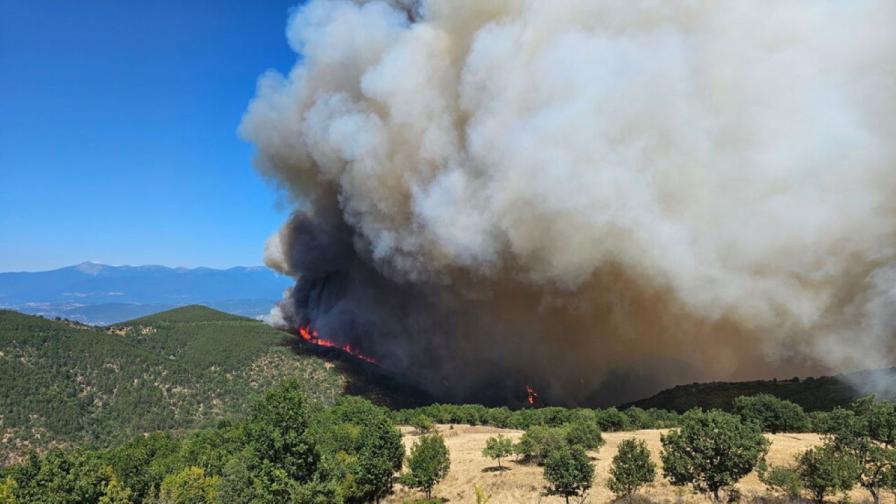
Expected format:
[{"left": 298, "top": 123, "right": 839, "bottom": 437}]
[{"left": 242, "top": 0, "right": 896, "bottom": 405}]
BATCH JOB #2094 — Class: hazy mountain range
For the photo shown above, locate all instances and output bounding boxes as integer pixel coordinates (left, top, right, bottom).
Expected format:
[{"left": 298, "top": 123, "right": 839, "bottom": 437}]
[{"left": 0, "top": 262, "right": 293, "bottom": 324}]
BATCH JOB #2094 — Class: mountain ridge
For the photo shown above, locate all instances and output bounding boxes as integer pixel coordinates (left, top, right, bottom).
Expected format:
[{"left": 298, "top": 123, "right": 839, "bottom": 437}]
[{"left": 0, "top": 262, "right": 293, "bottom": 324}]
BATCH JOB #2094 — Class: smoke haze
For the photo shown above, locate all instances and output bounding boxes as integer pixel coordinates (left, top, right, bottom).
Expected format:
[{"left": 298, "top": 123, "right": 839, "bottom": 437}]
[{"left": 241, "top": 0, "right": 896, "bottom": 405}]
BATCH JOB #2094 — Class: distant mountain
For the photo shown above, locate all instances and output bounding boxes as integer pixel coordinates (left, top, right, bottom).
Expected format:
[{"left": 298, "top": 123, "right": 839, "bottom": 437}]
[
  {"left": 0, "top": 262, "right": 293, "bottom": 324},
  {"left": 623, "top": 367, "right": 896, "bottom": 412}
]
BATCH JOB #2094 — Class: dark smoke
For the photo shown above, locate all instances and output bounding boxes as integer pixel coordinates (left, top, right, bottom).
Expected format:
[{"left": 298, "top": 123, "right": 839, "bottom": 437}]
[{"left": 243, "top": 0, "right": 896, "bottom": 405}]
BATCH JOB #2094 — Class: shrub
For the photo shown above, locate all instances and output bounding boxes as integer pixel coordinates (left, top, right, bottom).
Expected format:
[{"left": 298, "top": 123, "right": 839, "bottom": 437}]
[
  {"left": 660, "top": 409, "right": 769, "bottom": 502},
  {"left": 410, "top": 415, "right": 434, "bottom": 434},
  {"left": 595, "top": 407, "right": 631, "bottom": 432},
  {"left": 565, "top": 415, "right": 605, "bottom": 451},
  {"left": 733, "top": 394, "right": 808, "bottom": 433},
  {"left": 514, "top": 426, "right": 568, "bottom": 465},
  {"left": 796, "top": 444, "right": 859, "bottom": 503},
  {"left": 623, "top": 407, "right": 656, "bottom": 430},
  {"left": 543, "top": 445, "right": 594, "bottom": 504},
  {"left": 482, "top": 435, "right": 514, "bottom": 469},
  {"left": 757, "top": 460, "right": 802, "bottom": 500},
  {"left": 401, "top": 433, "right": 450, "bottom": 499},
  {"left": 607, "top": 438, "right": 656, "bottom": 501}
]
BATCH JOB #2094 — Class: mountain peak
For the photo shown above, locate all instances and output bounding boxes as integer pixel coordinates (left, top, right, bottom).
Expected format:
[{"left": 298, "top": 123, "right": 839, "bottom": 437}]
[{"left": 74, "top": 262, "right": 108, "bottom": 275}]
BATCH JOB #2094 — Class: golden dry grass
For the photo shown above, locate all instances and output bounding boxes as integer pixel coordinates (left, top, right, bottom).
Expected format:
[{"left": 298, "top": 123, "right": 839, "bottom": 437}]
[{"left": 386, "top": 424, "right": 893, "bottom": 504}]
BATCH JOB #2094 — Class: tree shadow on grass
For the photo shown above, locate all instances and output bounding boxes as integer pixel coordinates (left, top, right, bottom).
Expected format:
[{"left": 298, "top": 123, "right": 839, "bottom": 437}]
[{"left": 481, "top": 465, "right": 512, "bottom": 473}]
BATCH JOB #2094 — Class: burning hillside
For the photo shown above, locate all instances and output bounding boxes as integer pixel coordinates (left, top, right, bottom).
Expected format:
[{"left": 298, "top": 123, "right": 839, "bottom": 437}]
[{"left": 242, "top": 0, "right": 896, "bottom": 406}]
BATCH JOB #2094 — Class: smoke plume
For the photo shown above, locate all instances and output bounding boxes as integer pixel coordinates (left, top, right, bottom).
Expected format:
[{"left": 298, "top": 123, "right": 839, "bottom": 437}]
[{"left": 242, "top": 0, "right": 896, "bottom": 405}]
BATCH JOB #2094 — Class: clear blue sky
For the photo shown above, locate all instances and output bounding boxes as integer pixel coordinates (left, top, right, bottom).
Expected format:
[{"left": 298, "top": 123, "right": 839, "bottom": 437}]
[{"left": 0, "top": 0, "right": 302, "bottom": 272}]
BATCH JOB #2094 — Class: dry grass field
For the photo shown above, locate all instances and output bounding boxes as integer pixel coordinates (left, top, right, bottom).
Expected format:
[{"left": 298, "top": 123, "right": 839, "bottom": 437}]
[{"left": 386, "top": 424, "right": 893, "bottom": 504}]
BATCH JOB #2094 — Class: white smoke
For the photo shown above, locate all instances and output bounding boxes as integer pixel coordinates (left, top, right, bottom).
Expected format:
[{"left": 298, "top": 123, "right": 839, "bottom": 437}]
[{"left": 242, "top": 0, "right": 896, "bottom": 403}]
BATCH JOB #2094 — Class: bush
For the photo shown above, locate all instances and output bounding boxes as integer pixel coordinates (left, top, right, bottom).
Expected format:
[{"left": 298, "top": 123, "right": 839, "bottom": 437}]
[
  {"left": 796, "top": 444, "right": 859, "bottom": 503},
  {"left": 660, "top": 409, "right": 769, "bottom": 502},
  {"left": 482, "top": 435, "right": 514, "bottom": 469},
  {"left": 757, "top": 461, "right": 802, "bottom": 500},
  {"left": 543, "top": 445, "right": 594, "bottom": 504},
  {"left": 733, "top": 394, "right": 808, "bottom": 433},
  {"left": 565, "top": 415, "right": 605, "bottom": 451},
  {"left": 514, "top": 426, "right": 568, "bottom": 465},
  {"left": 401, "top": 433, "right": 450, "bottom": 499},
  {"left": 607, "top": 438, "right": 656, "bottom": 501},
  {"left": 410, "top": 415, "right": 434, "bottom": 434},
  {"left": 596, "top": 408, "right": 631, "bottom": 432}
]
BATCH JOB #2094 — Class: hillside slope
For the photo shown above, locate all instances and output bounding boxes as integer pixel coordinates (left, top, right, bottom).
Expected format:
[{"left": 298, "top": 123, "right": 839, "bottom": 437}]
[
  {"left": 625, "top": 368, "right": 896, "bottom": 412},
  {"left": 0, "top": 306, "right": 430, "bottom": 465}
]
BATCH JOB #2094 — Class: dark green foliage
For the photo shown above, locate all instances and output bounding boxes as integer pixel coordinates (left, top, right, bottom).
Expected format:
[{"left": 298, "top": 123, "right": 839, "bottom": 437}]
[
  {"left": 797, "top": 444, "right": 860, "bottom": 503},
  {"left": 392, "top": 403, "right": 677, "bottom": 432},
  {"left": 564, "top": 414, "right": 605, "bottom": 451},
  {"left": 243, "top": 380, "right": 320, "bottom": 498},
  {"left": 595, "top": 407, "right": 631, "bottom": 432},
  {"left": 514, "top": 426, "right": 568, "bottom": 465},
  {"left": 316, "top": 396, "right": 406, "bottom": 503},
  {"left": 733, "top": 394, "right": 808, "bottom": 433},
  {"left": 660, "top": 409, "right": 769, "bottom": 502},
  {"left": 627, "top": 371, "right": 896, "bottom": 413},
  {"left": 822, "top": 396, "right": 896, "bottom": 503},
  {"left": 2, "top": 383, "right": 407, "bottom": 504},
  {"left": 757, "top": 460, "right": 802, "bottom": 499},
  {"left": 2, "top": 449, "right": 114, "bottom": 504},
  {"left": 410, "top": 415, "right": 434, "bottom": 434},
  {"left": 401, "top": 433, "right": 450, "bottom": 499},
  {"left": 607, "top": 438, "right": 656, "bottom": 500},
  {"left": 482, "top": 435, "right": 513, "bottom": 469},
  {"left": 0, "top": 308, "right": 344, "bottom": 463},
  {"left": 543, "top": 444, "right": 594, "bottom": 504}
]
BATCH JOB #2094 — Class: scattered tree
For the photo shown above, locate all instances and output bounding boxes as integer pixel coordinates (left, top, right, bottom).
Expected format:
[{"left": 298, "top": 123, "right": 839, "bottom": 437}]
[
  {"left": 353, "top": 414, "right": 406, "bottom": 503},
  {"left": 607, "top": 438, "right": 656, "bottom": 501},
  {"left": 401, "top": 433, "right": 450, "bottom": 500},
  {"left": 825, "top": 397, "right": 896, "bottom": 503},
  {"left": 482, "top": 435, "right": 514, "bottom": 469},
  {"left": 796, "top": 444, "right": 859, "bottom": 503},
  {"left": 660, "top": 409, "right": 769, "bottom": 502},
  {"left": 543, "top": 445, "right": 594, "bottom": 504}
]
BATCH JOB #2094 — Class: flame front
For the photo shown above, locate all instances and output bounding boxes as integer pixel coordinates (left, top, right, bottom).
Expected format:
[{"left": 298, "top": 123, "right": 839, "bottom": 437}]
[
  {"left": 526, "top": 385, "right": 539, "bottom": 406},
  {"left": 298, "top": 325, "right": 377, "bottom": 364}
]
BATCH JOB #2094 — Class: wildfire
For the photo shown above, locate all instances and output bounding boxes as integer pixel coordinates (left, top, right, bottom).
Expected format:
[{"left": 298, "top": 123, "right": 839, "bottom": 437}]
[
  {"left": 298, "top": 326, "right": 377, "bottom": 364},
  {"left": 526, "top": 385, "right": 539, "bottom": 406}
]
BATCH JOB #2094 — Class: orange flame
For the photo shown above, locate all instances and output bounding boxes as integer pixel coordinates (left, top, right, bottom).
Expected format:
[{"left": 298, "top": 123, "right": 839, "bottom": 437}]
[
  {"left": 526, "top": 385, "right": 539, "bottom": 406},
  {"left": 298, "top": 325, "right": 377, "bottom": 364}
]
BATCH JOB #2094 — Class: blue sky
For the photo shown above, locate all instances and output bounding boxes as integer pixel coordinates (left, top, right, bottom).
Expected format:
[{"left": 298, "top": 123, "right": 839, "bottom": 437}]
[{"left": 0, "top": 0, "right": 302, "bottom": 272}]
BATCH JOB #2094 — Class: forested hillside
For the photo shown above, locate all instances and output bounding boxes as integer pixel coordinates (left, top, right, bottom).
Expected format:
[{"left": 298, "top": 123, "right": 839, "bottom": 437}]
[
  {"left": 625, "top": 369, "right": 896, "bottom": 412},
  {"left": 0, "top": 306, "right": 348, "bottom": 465}
]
